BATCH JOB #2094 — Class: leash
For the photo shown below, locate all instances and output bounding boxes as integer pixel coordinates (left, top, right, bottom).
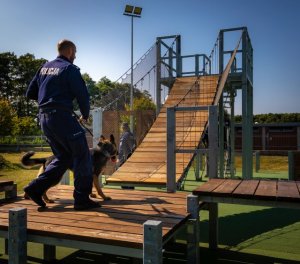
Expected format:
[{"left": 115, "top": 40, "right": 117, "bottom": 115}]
[{"left": 72, "top": 111, "right": 94, "bottom": 137}]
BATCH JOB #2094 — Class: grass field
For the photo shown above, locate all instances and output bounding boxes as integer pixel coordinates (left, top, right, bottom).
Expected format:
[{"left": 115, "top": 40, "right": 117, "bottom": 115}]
[{"left": 0, "top": 151, "right": 299, "bottom": 263}]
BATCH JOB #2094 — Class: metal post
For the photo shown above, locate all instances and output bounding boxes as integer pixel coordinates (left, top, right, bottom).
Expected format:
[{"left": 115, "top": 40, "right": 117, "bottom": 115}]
[
  {"left": 288, "top": 151, "right": 295, "bottom": 180},
  {"left": 262, "top": 126, "right": 266, "bottom": 150},
  {"left": 230, "top": 91, "right": 235, "bottom": 177},
  {"left": 187, "top": 194, "right": 200, "bottom": 263},
  {"left": 218, "top": 30, "right": 224, "bottom": 178},
  {"left": 195, "top": 153, "right": 200, "bottom": 181},
  {"left": 167, "top": 107, "right": 176, "bottom": 192},
  {"left": 208, "top": 106, "right": 218, "bottom": 179},
  {"left": 255, "top": 151, "right": 260, "bottom": 173},
  {"left": 143, "top": 220, "right": 162, "bottom": 264},
  {"left": 130, "top": 15, "right": 134, "bottom": 132},
  {"left": 168, "top": 47, "right": 173, "bottom": 80},
  {"left": 8, "top": 208, "right": 27, "bottom": 264},
  {"left": 44, "top": 244, "right": 56, "bottom": 262},
  {"left": 242, "top": 29, "right": 253, "bottom": 179},
  {"left": 92, "top": 108, "right": 103, "bottom": 148},
  {"left": 195, "top": 55, "right": 199, "bottom": 76},
  {"left": 156, "top": 38, "right": 162, "bottom": 115},
  {"left": 5, "top": 239, "right": 8, "bottom": 255},
  {"left": 176, "top": 35, "right": 182, "bottom": 77},
  {"left": 60, "top": 170, "right": 70, "bottom": 185},
  {"left": 209, "top": 203, "right": 218, "bottom": 250}
]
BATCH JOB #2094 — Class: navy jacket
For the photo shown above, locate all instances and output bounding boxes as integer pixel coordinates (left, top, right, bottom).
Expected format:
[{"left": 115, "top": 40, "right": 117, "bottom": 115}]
[{"left": 26, "top": 56, "right": 90, "bottom": 119}]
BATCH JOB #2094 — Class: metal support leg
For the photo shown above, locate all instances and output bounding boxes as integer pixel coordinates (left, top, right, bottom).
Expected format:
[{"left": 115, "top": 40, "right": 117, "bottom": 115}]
[
  {"left": 208, "top": 106, "right": 218, "bottom": 179},
  {"left": 8, "top": 208, "right": 27, "bottom": 264},
  {"left": 44, "top": 244, "right": 56, "bottom": 262},
  {"left": 209, "top": 203, "right": 218, "bottom": 250},
  {"left": 187, "top": 194, "right": 200, "bottom": 263},
  {"left": 255, "top": 151, "right": 260, "bottom": 172},
  {"left": 143, "top": 220, "right": 162, "bottom": 264},
  {"left": 288, "top": 151, "right": 294, "bottom": 180},
  {"left": 5, "top": 239, "right": 8, "bottom": 255},
  {"left": 167, "top": 107, "right": 176, "bottom": 192},
  {"left": 195, "top": 153, "right": 200, "bottom": 181}
]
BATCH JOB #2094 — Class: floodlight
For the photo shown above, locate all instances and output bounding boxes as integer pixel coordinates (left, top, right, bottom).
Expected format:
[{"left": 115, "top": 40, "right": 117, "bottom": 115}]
[
  {"left": 133, "top": 6, "right": 142, "bottom": 16},
  {"left": 123, "top": 5, "right": 142, "bottom": 17},
  {"left": 124, "top": 5, "right": 134, "bottom": 14}
]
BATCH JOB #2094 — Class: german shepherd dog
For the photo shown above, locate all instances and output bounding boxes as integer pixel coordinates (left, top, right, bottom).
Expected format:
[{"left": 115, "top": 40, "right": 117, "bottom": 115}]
[{"left": 21, "top": 135, "right": 117, "bottom": 203}]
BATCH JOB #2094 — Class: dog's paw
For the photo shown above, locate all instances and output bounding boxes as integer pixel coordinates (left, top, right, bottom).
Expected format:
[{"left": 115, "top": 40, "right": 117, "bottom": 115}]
[{"left": 103, "top": 196, "right": 112, "bottom": 201}]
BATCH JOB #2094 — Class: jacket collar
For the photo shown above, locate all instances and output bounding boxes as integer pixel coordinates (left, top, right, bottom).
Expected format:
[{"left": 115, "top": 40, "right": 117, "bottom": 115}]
[{"left": 57, "top": 55, "right": 72, "bottom": 64}]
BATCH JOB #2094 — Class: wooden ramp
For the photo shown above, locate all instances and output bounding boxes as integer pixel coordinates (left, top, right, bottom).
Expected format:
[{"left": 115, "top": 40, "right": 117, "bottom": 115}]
[
  {"left": 107, "top": 75, "right": 219, "bottom": 186},
  {"left": 0, "top": 186, "right": 190, "bottom": 259}
]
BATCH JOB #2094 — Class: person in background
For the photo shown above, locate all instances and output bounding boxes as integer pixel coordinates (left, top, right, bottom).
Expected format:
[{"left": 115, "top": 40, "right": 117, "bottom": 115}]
[{"left": 118, "top": 122, "right": 136, "bottom": 167}]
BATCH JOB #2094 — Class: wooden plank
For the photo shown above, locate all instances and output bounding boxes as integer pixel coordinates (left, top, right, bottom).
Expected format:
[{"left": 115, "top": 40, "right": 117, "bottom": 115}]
[
  {"left": 49, "top": 186, "right": 189, "bottom": 207},
  {"left": 193, "top": 179, "right": 226, "bottom": 195},
  {"left": 232, "top": 180, "right": 260, "bottom": 198},
  {"left": 212, "top": 179, "right": 242, "bottom": 196},
  {"left": 0, "top": 204, "right": 184, "bottom": 226},
  {"left": 254, "top": 180, "right": 277, "bottom": 200},
  {"left": 277, "top": 181, "right": 300, "bottom": 202},
  {"left": 0, "top": 187, "right": 190, "bottom": 250}
]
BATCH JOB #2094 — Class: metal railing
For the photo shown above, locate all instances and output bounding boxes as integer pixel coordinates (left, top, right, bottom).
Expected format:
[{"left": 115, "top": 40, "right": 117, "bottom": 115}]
[{"left": 166, "top": 105, "right": 218, "bottom": 192}]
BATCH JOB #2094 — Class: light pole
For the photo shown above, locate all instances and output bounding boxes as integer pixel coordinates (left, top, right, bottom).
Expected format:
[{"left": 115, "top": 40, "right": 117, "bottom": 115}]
[{"left": 123, "top": 5, "right": 142, "bottom": 133}]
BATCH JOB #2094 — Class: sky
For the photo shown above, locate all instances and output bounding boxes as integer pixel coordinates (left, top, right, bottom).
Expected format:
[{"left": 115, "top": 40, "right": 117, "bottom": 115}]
[{"left": 0, "top": 0, "right": 300, "bottom": 114}]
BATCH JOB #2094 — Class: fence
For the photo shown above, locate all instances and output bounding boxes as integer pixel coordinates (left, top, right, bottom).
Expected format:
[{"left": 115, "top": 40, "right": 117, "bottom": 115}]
[
  {"left": 0, "top": 136, "right": 49, "bottom": 152},
  {"left": 166, "top": 105, "right": 218, "bottom": 192}
]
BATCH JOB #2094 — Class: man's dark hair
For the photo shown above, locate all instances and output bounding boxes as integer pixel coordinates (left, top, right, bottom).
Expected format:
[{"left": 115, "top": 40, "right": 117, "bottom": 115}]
[{"left": 57, "top": 39, "right": 76, "bottom": 53}]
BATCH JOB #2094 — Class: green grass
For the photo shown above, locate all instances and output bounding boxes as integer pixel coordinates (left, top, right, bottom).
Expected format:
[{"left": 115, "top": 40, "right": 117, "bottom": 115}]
[
  {"left": 0, "top": 151, "right": 53, "bottom": 192},
  {"left": 0, "top": 152, "right": 299, "bottom": 263}
]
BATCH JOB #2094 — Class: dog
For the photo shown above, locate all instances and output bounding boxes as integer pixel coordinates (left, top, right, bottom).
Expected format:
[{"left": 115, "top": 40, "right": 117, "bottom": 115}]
[{"left": 21, "top": 134, "right": 117, "bottom": 203}]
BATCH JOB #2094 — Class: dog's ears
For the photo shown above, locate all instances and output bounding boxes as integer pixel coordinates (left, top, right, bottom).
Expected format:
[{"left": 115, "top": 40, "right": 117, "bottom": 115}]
[{"left": 110, "top": 134, "right": 115, "bottom": 145}]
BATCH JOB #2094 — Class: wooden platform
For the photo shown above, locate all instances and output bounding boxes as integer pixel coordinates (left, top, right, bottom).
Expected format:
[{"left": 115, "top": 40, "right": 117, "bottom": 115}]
[
  {"left": 193, "top": 179, "right": 300, "bottom": 205},
  {"left": 0, "top": 185, "right": 191, "bottom": 260},
  {"left": 107, "top": 75, "right": 219, "bottom": 186},
  {"left": 192, "top": 179, "right": 300, "bottom": 250}
]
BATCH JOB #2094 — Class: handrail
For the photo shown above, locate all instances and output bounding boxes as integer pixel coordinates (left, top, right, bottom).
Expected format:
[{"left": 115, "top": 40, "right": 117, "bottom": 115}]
[{"left": 213, "top": 33, "right": 243, "bottom": 106}]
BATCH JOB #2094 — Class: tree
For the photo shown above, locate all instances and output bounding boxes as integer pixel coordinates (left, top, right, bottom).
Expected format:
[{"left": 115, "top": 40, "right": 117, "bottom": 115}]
[
  {"left": 96, "top": 76, "right": 114, "bottom": 95},
  {"left": 0, "top": 52, "right": 18, "bottom": 100},
  {"left": 133, "top": 97, "right": 156, "bottom": 111},
  {"left": 82, "top": 73, "right": 101, "bottom": 106},
  {"left": 0, "top": 52, "right": 46, "bottom": 117},
  {"left": 14, "top": 53, "right": 47, "bottom": 117},
  {"left": 235, "top": 113, "right": 300, "bottom": 124},
  {"left": 13, "top": 116, "right": 40, "bottom": 136},
  {"left": 0, "top": 99, "right": 17, "bottom": 135}
]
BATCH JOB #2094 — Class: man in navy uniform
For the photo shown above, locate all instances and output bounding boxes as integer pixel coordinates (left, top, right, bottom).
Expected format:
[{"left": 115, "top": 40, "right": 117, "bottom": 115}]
[{"left": 24, "top": 39, "right": 99, "bottom": 210}]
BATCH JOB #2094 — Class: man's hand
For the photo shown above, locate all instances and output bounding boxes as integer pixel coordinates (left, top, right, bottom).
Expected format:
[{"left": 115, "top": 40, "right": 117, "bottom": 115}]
[{"left": 79, "top": 115, "right": 88, "bottom": 124}]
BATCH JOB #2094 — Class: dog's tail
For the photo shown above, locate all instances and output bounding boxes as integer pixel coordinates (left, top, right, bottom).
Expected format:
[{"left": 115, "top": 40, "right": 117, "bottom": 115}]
[{"left": 21, "top": 151, "right": 47, "bottom": 167}]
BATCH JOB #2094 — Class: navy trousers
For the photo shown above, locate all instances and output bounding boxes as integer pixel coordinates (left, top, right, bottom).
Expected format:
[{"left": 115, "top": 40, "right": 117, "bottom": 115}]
[{"left": 27, "top": 109, "right": 93, "bottom": 204}]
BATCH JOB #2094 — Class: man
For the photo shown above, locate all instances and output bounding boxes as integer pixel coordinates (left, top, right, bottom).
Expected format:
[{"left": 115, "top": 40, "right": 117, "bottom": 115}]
[
  {"left": 24, "top": 39, "right": 100, "bottom": 210},
  {"left": 118, "top": 122, "right": 136, "bottom": 167}
]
